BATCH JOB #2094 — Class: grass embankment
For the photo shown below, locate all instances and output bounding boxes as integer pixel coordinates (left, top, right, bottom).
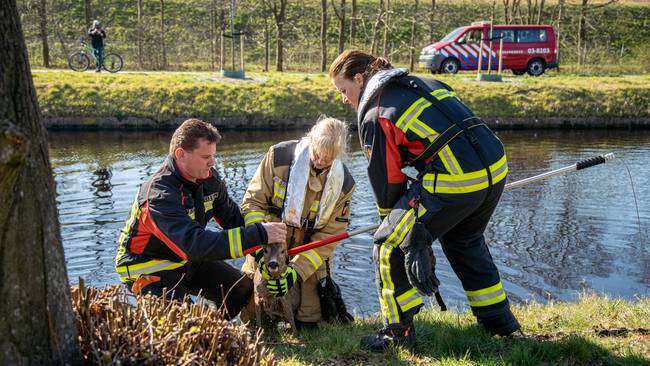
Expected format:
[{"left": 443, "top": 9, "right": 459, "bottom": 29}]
[
  {"left": 33, "top": 71, "right": 650, "bottom": 129},
  {"left": 273, "top": 294, "right": 649, "bottom": 365},
  {"left": 73, "top": 286, "right": 648, "bottom": 365}
]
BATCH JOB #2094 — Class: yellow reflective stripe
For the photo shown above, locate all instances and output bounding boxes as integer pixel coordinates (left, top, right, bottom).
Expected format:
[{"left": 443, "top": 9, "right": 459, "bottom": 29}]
[
  {"left": 396, "top": 97, "right": 431, "bottom": 131},
  {"left": 299, "top": 249, "right": 323, "bottom": 270},
  {"left": 378, "top": 208, "right": 420, "bottom": 324},
  {"left": 379, "top": 245, "right": 400, "bottom": 324},
  {"left": 116, "top": 199, "right": 141, "bottom": 263},
  {"left": 466, "top": 282, "right": 507, "bottom": 307},
  {"left": 396, "top": 288, "right": 424, "bottom": 312},
  {"left": 385, "top": 209, "right": 415, "bottom": 246},
  {"left": 438, "top": 145, "right": 464, "bottom": 175},
  {"left": 204, "top": 200, "right": 213, "bottom": 213},
  {"left": 423, "top": 154, "right": 508, "bottom": 194},
  {"left": 310, "top": 200, "right": 320, "bottom": 213},
  {"left": 409, "top": 119, "right": 438, "bottom": 139},
  {"left": 431, "top": 88, "right": 457, "bottom": 101},
  {"left": 273, "top": 180, "right": 286, "bottom": 200},
  {"left": 228, "top": 228, "right": 243, "bottom": 258},
  {"left": 378, "top": 206, "right": 392, "bottom": 216},
  {"left": 116, "top": 259, "right": 187, "bottom": 282},
  {"left": 244, "top": 211, "right": 265, "bottom": 225}
]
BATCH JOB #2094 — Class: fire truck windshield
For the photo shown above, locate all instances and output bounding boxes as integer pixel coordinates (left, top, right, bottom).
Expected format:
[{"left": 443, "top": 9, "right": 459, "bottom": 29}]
[{"left": 441, "top": 27, "right": 465, "bottom": 42}]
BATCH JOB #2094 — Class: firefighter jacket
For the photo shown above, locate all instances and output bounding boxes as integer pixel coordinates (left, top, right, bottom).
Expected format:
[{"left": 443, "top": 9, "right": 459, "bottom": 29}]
[
  {"left": 241, "top": 140, "right": 355, "bottom": 282},
  {"left": 115, "top": 155, "right": 269, "bottom": 283},
  {"left": 357, "top": 68, "right": 508, "bottom": 218}
]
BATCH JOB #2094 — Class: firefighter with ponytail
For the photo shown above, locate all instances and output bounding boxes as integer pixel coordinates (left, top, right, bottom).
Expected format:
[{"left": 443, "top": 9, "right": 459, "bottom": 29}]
[{"left": 329, "top": 50, "right": 520, "bottom": 351}]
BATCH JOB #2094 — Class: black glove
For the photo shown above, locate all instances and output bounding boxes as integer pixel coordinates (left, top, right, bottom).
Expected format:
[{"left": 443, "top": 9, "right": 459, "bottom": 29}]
[
  {"left": 400, "top": 221, "right": 440, "bottom": 296},
  {"left": 318, "top": 275, "right": 354, "bottom": 324}
]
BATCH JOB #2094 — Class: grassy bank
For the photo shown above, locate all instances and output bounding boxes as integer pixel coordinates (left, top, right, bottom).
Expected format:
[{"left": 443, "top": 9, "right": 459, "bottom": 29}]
[
  {"left": 33, "top": 71, "right": 650, "bottom": 129},
  {"left": 272, "top": 294, "right": 649, "bottom": 365}
]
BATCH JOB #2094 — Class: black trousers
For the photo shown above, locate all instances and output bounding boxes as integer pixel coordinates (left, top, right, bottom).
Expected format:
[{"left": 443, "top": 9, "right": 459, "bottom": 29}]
[
  {"left": 373, "top": 179, "right": 511, "bottom": 325},
  {"left": 129, "top": 260, "right": 253, "bottom": 320}
]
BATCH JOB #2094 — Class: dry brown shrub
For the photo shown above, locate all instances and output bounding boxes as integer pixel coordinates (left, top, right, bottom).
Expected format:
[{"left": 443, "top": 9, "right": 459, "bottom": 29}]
[{"left": 70, "top": 280, "right": 275, "bottom": 365}]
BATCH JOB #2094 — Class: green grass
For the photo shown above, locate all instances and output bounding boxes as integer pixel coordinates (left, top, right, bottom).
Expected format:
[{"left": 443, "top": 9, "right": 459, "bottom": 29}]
[
  {"left": 269, "top": 294, "right": 649, "bottom": 365},
  {"left": 32, "top": 70, "right": 650, "bottom": 127}
]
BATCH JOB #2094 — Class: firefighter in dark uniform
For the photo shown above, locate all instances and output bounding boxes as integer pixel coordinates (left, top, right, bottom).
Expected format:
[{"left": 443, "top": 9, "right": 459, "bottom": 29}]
[
  {"left": 115, "top": 119, "right": 286, "bottom": 319},
  {"left": 329, "top": 50, "right": 520, "bottom": 351}
]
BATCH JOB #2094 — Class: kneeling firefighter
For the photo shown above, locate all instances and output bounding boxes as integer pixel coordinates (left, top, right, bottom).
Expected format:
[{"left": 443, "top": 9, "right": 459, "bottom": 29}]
[
  {"left": 329, "top": 50, "right": 520, "bottom": 351},
  {"left": 241, "top": 117, "right": 356, "bottom": 330}
]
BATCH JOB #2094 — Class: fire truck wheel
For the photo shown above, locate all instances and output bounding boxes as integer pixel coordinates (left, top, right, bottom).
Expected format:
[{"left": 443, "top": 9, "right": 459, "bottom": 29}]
[
  {"left": 440, "top": 58, "right": 460, "bottom": 74},
  {"left": 527, "top": 58, "right": 546, "bottom": 76},
  {"left": 512, "top": 69, "right": 526, "bottom": 76}
]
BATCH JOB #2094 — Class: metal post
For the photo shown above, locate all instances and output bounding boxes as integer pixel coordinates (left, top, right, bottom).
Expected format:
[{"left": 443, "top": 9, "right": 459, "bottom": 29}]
[
  {"left": 240, "top": 33, "right": 244, "bottom": 71},
  {"left": 477, "top": 38, "right": 484, "bottom": 80},
  {"left": 487, "top": 25, "right": 493, "bottom": 74},
  {"left": 498, "top": 38, "right": 504, "bottom": 75},
  {"left": 230, "top": 0, "right": 235, "bottom": 71}
]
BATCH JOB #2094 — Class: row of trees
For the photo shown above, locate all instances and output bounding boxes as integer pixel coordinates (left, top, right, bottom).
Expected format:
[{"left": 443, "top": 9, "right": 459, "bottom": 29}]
[{"left": 19, "top": 0, "right": 648, "bottom": 72}]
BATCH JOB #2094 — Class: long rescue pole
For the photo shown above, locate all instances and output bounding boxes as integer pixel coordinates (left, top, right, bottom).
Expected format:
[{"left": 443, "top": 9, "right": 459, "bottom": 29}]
[{"left": 242, "top": 152, "right": 616, "bottom": 256}]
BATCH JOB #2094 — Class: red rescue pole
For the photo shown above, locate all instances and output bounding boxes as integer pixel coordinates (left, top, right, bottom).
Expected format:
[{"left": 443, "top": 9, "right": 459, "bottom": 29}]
[
  {"left": 242, "top": 224, "right": 379, "bottom": 256},
  {"left": 242, "top": 152, "right": 615, "bottom": 257}
]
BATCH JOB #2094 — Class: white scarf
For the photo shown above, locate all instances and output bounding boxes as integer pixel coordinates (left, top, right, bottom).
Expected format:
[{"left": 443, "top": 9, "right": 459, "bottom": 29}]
[{"left": 283, "top": 138, "right": 344, "bottom": 229}]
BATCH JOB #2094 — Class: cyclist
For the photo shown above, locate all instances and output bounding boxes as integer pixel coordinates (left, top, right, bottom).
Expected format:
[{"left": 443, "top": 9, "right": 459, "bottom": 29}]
[{"left": 88, "top": 20, "right": 106, "bottom": 72}]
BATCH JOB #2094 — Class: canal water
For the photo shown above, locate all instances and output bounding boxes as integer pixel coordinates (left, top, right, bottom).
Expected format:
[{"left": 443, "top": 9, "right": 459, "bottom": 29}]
[{"left": 49, "top": 129, "right": 650, "bottom": 317}]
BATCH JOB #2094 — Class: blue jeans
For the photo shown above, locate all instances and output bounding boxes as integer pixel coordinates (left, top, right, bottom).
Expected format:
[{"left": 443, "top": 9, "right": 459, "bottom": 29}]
[{"left": 94, "top": 46, "right": 104, "bottom": 70}]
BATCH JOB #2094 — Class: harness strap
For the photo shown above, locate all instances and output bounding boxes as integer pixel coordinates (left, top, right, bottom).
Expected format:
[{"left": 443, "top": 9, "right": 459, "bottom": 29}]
[{"left": 396, "top": 77, "right": 494, "bottom": 196}]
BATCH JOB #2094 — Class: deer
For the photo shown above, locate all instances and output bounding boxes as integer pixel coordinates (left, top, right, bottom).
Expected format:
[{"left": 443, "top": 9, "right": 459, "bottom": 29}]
[{"left": 253, "top": 241, "right": 301, "bottom": 337}]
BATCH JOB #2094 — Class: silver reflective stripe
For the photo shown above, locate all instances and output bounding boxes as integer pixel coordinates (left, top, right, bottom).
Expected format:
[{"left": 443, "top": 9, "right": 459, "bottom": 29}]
[
  {"left": 397, "top": 98, "right": 430, "bottom": 130},
  {"left": 301, "top": 250, "right": 322, "bottom": 269},
  {"left": 398, "top": 292, "right": 420, "bottom": 308},
  {"left": 116, "top": 260, "right": 182, "bottom": 276},
  {"left": 409, "top": 120, "right": 435, "bottom": 138},
  {"left": 467, "top": 288, "right": 505, "bottom": 303},
  {"left": 437, "top": 161, "right": 508, "bottom": 187},
  {"left": 440, "top": 148, "right": 460, "bottom": 174}
]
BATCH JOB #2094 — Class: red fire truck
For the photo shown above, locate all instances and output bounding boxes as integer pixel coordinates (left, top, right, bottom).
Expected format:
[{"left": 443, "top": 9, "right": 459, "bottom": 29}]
[{"left": 419, "top": 22, "right": 558, "bottom": 76}]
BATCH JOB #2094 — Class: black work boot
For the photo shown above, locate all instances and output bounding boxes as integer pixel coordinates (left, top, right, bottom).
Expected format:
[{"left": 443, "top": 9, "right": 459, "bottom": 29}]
[
  {"left": 360, "top": 323, "right": 416, "bottom": 352},
  {"left": 295, "top": 319, "right": 319, "bottom": 332},
  {"left": 477, "top": 307, "right": 521, "bottom": 336}
]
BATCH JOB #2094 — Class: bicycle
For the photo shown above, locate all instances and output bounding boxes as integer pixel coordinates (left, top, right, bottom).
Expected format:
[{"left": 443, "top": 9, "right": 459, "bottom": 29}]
[{"left": 68, "top": 38, "right": 123, "bottom": 73}]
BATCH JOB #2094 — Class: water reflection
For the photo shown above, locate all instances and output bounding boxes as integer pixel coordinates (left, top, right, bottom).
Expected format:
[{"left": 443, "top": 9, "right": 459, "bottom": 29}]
[{"left": 49, "top": 129, "right": 650, "bottom": 316}]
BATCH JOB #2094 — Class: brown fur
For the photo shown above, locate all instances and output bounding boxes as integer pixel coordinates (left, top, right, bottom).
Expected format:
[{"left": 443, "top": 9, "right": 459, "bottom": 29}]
[{"left": 253, "top": 242, "right": 301, "bottom": 336}]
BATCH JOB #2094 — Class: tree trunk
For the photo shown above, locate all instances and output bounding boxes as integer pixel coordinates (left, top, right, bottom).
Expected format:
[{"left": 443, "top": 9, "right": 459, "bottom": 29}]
[
  {"left": 332, "top": 0, "right": 346, "bottom": 55},
  {"left": 36, "top": 0, "right": 50, "bottom": 68},
  {"left": 269, "top": 0, "right": 287, "bottom": 72},
  {"left": 0, "top": 0, "right": 82, "bottom": 364},
  {"left": 263, "top": 13, "right": 269, "bottom": 72},
  {"left": 537, "top": 0, "right": 545, "bottom": 24},
  {"left": 429, "top": 0, "right": 436, "bottom": 42},
  {"left": 503, "top": 0, "right": 510, "bottom": 24},
  {"left": 370, "top": 0, "right": 383, "bottom": 55},
  {"left": 320, "top": 0, "right": 327, "bottom": 72},
  {"left": 53, "top": 20, "right": 69, "bottom": 60},
  {"left": 349, "top": 0, "right": 356, "bottom": 47},
  {"left": 409, "top": 0, "right": 419, "bottom": 71},
  {"left": 160, "top": 0, "right": 167, "bottom": 69},
  {"left": 577, "top": 0, "right": 588, "bottom": 65},
  {"left": 382, "top": 0, "right": 390, "bottom": 57},
  {"left": 219, "top": 7, "right": 225, "bottom": 71},
  {"left": 137, "top": 0, "right": 144, "bottom": 69},
  {"left": 84, "top": 0, "right": 91, "bottom": 28},
  {"left": 210, "top": 3, "right": 215, "bottom": 70},
  {"left": 556, "top": 0, "right": 564, "bottom": 70}
]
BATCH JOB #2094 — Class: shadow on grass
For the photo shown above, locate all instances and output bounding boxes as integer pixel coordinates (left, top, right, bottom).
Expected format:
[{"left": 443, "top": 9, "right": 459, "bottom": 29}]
[
  {"left": 271, "top": 317, "right": 649, "bottom": 366},
  {"left": 416, "top": 317, "right": 649, "bottom": 366}
]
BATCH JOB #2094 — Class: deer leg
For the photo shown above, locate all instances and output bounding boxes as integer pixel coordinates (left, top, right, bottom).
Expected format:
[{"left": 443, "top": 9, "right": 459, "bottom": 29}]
[{"left": 281, "top": 297, "right": 299, "bottom": 337}]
